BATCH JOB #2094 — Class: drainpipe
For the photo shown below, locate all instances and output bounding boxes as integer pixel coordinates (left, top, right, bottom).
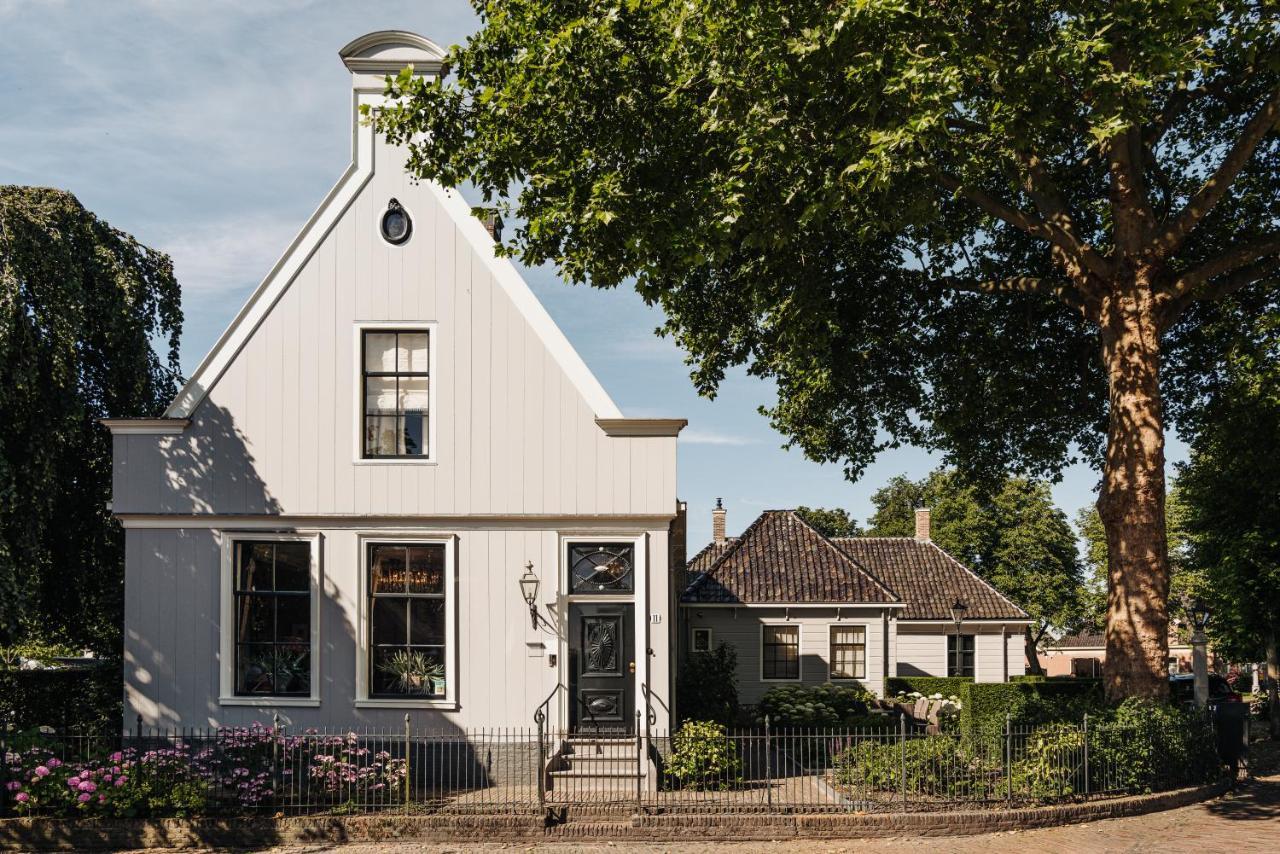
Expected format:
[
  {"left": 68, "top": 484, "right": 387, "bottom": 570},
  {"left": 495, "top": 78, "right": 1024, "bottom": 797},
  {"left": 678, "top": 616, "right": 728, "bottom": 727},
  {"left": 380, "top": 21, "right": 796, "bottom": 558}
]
[
  {"left": 1001, "top": 624, "right": 1008, "bottom": 682},
  {"left": 881, "top": 610, "right": 891, "bottom": 697}
]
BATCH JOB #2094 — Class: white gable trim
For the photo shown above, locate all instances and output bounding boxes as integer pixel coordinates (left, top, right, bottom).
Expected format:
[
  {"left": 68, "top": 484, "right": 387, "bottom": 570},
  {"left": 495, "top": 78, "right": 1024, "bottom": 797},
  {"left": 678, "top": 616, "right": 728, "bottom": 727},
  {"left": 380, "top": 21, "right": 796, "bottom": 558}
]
[{"left": 428, "top": 183, "right": 622, "bottom": 418}]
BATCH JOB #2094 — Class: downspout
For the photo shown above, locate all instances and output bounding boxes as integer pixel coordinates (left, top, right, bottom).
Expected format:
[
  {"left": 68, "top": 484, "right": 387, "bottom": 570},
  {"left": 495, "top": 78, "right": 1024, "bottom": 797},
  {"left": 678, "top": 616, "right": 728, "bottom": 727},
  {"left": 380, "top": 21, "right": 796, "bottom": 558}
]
[
  {"left": 882, "top": 610, "right": 891, "bottom": 697},
  {"left": 1001, "top": 624, "right": 1008, "bottom": 682}
]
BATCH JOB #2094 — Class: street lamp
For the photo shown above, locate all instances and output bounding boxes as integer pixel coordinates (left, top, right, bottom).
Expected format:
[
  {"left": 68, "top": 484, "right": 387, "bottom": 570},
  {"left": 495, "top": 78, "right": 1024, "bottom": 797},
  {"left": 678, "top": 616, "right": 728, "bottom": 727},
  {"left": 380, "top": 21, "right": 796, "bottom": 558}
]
[
  {"left": 950, "top": 599, "right": 968, "bottom": 678},
  {"left": 1189, "top": 600, "right": 1211, "bottom": 709},
  {"left": 519, "top": 561, "right": 540, "bottom": 629}
]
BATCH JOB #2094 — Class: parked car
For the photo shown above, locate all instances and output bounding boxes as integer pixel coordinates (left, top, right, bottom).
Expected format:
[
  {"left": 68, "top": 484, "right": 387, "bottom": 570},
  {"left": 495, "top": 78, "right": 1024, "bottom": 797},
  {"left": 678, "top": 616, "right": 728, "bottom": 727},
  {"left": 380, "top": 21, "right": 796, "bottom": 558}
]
[{"left": 1169, "top": 672, "right": 1241, "bottom": 709}]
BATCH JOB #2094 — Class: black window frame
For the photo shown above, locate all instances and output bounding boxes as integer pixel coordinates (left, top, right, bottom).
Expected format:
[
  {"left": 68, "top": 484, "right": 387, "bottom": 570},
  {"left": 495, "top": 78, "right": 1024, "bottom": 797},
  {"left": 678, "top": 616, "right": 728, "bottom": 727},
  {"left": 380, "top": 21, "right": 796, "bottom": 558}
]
[
  {"left": 367, "top": 542, "right": 448, "bottom": 699},
  {"left": 829, "top": 625, "right": 867, "bottom": 680},
  {"left": 762, "top": 625, "right": 800, "bottom": 681},
  {"left": 567, "top": 542, "right": 636, "bottom": 595},
  {"left": 232, "top": 540, "right": 313, "bottom": 698},
  {"left": 947, "top": 633, "right": 976, "bottom": 678},
  {"left": 361, "top": 329, "right": 430, "bottom": 459},
  {"left": 691, "top": 627, "right": 712, "bottom": 653}
]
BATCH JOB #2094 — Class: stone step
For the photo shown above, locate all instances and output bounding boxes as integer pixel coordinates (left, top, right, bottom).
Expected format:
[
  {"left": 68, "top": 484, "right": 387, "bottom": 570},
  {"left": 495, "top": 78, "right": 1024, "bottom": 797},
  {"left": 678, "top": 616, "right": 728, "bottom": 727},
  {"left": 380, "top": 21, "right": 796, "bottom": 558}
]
[
  {"left": 562, "top": 755, "right": 642, "bottom": 773},
  {"left": 565, "top": 738, "right": 639, "bottom": 760}
]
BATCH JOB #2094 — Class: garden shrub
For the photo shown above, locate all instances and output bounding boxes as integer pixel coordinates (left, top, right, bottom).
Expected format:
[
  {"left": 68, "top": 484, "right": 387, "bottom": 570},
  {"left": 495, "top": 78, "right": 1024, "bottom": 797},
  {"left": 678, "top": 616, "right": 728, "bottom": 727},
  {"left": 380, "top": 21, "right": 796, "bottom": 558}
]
[
  {"left": 757, "top": 683, "right": 874, "bottom": 728},
  {"left": 665, "top": 720, "right": 741, "bottom": 789},
  {"left": 1091, "top": 698, "right": 1220, "bottom": 793},
  {"left": 886, "top": 676, "right": 971, "bottom": 697},
  {"left": 961, "top": 679, "right": 1105, "bottom": 744},
  {"left": 1009, "top": 723, "right": 1086, "bottom": 799},
  {"left": 0, "top": 661, "right": 121, "bottom": 735},
  {"left": 833, "top": 734, "right": 995, "bottom": 797},
  {"left": 676, "top": 643, "right": 739, "bottom": 726}
]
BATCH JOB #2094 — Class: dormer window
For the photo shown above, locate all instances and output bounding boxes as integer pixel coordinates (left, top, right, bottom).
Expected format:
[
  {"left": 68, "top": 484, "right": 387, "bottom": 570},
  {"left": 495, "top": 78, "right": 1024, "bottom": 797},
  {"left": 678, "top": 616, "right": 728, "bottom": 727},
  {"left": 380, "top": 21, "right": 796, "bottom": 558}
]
[{"left": 362, "top": 329, "right": 430, "bottom": 458}]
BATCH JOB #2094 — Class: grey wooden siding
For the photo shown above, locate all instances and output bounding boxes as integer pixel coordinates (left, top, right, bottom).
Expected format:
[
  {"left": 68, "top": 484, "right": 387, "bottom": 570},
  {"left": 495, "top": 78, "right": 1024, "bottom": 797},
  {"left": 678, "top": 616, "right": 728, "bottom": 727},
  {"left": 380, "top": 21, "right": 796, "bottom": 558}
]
[
  {"left": 893, "top": 622, "right": 1025, "bottom": 682},
  {"left": 110, "top": 141, "right": 675, "bottom": 519}
]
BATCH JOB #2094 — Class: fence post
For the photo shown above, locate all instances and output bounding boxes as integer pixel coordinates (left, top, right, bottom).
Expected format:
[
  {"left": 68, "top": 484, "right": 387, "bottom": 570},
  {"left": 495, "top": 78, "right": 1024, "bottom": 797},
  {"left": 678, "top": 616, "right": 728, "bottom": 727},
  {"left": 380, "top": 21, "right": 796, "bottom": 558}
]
[
  {"left": 899, "top": 713, "right": 907, "bottom": 812},
  {"left": 1004, "top": 714, "right": 1012, "bottom": 802},
  {"left": 635, "top": 709, "right": 642, "bottom": 814},
  {"left": 1082, "top": 713, "right": 1090, "bottom": 797},
  {"left": 536, "top": 713, "right": 546, "bottom": 811},
  {"left": 271, "top": 712, "right": 281, "bottom": 805},
  {"left": 764, "top": 714, "right": 772, "bottom": 808},
  {"left": 403, "top": 713, "right": 411, "bottom": 813},
  {"left": 135, "top": 714, "right": 142, "bottom": 741}
]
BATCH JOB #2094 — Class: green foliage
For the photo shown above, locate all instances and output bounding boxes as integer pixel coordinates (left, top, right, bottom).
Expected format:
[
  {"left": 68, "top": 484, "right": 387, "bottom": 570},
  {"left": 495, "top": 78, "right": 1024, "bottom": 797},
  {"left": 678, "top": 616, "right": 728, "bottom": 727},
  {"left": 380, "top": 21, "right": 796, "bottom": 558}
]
[
  {"left": 1093, "top": 699, "right": 1221, "bottom": 793},
  {"left": 665, "top": 720, "right": 741, "bottom": 789},
  {"left": 886, "top": 676, "right": 971, "bottom": 698},
  {"left": 676, "top": 642, "right": 740, "bottom": 726},
  {"left": 794, "top": 506, "right": 861, "bottom": 538},
  {"left": 833, "top": 734, "right": 995, "bottom": 797},
  {"left": 0, "top": 187, "right": 182, "bottom": 650},
  {"left": 0, "top": 663, "right": 121, "bottom": 735},
  {"left": 960, "top": 680, "right": 1105, "bottom": 744},
  {"left": 868, "top": 469, "right": 1085, "bottom": 654},
  {"left": 756, "top": 683, "right": 873, "bottom": 728},
  {"left": 1009, "top": 723, "right": 1087, "bottom": 799}
]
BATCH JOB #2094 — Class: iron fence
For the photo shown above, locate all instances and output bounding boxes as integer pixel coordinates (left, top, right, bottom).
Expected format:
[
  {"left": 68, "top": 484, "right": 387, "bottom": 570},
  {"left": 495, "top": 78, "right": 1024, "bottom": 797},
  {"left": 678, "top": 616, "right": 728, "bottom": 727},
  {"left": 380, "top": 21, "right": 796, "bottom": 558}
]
[{"left": 1, "top": 714, "right": 1224, "bottom": 819}]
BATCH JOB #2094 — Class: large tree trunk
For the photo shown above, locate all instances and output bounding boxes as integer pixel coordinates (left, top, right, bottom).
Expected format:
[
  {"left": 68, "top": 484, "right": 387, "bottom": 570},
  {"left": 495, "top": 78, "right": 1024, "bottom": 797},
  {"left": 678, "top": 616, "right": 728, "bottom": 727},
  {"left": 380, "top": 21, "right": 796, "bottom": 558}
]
[
  {"left": 1025, "top": 626, "right": 1045, "bottom": 676},
  {"left": 1267, "top": 630, "right": 1279, "bottom": 739},
  {"left": 1096, "top": 278, "right": 1171, "bottom": 701}
]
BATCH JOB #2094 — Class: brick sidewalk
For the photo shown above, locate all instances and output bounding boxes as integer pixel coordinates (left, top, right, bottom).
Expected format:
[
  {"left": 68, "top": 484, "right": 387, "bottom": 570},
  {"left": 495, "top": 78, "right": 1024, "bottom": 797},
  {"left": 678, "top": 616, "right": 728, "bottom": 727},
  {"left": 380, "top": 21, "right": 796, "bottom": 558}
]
[{"left": 187, "top": 774, "right": 1273, "bottom": 854}]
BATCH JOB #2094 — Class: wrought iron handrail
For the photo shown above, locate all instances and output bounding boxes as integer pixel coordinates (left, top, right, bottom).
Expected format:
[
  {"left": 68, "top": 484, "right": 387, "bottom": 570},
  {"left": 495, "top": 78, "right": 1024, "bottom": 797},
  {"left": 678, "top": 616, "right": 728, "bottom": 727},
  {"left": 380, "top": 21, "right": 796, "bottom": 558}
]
[{"left": 533, "top": 682, "right": 563, "bottom": 727}]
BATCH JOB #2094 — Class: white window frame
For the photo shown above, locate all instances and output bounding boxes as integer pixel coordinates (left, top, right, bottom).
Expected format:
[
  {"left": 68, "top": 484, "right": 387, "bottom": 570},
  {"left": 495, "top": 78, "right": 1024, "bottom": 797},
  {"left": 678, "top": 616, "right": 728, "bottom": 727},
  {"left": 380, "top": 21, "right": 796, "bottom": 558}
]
[
  {"left": 355, "top": 533, "right": 458, "bottom": 709},
  {"left": 828, "top": 623, "right": 868, "bottom": 681},
  {"left": 760, "top": 622, "right": 801, "bottom": 682},
  {"left": 218, "top": 531, "right": 323, "bottom": 707},
  {"left": 352, "top": 321, "right": 439, "bottom": 465},
  {"left": 691, "top": 627, "right": 713, "bottom": 653}
]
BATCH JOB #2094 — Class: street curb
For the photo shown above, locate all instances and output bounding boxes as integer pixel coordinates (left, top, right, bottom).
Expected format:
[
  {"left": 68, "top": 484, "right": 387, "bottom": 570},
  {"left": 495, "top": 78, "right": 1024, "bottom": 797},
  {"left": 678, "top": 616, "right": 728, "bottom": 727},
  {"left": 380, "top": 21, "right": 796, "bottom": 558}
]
[{"left": 0, "top": 779, "right": 1232, "bottom": 849}]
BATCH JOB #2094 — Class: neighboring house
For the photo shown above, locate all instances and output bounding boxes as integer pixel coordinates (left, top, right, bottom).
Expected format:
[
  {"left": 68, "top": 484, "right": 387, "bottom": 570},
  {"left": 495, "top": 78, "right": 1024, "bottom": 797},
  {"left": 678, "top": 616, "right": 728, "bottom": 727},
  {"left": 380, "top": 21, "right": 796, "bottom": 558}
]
[
  {"left": 104, "top": 32, "right": 684, "bottom": 735},
  {"left": 1041, "top": 631, "right": 1200, "bottom": 678},
  {"left": 680, "top": 506, "right": 1030, "bottom": 704}
]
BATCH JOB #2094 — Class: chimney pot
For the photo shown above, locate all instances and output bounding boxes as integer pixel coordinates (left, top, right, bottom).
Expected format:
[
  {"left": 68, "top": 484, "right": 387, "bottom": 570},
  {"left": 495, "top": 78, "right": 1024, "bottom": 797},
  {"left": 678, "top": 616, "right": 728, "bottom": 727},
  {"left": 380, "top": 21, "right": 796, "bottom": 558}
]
[
  {"left": 712, "top": 498, "right": 727, "bottom": 545},
  {"left": 914, "top": 507, "right": 931, "bottom": 541}
]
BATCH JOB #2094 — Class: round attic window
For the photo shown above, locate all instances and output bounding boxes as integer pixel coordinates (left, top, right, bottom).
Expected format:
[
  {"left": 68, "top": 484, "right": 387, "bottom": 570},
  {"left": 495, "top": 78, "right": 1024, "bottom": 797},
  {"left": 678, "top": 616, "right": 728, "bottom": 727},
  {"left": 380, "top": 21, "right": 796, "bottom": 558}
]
[{"left": 380, "top": 199, "right": 412, "bottom": 245}]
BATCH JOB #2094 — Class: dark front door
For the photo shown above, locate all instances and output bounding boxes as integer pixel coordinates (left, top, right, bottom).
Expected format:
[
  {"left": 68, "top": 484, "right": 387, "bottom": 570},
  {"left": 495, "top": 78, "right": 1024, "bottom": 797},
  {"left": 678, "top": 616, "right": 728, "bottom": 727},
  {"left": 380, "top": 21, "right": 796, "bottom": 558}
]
[{"left": 568, "top": 603, "right": 635, "bottom": 733}]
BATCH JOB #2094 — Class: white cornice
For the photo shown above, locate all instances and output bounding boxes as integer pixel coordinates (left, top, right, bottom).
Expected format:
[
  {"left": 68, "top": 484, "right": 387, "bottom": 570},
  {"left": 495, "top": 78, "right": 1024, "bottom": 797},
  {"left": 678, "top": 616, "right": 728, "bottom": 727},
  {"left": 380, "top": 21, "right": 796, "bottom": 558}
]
[
  {"left": 595, "top": 418, "right": 687, "bottom": 437},
  {"left": 100, "top": 418, "right": 190, "bottom": 435}
]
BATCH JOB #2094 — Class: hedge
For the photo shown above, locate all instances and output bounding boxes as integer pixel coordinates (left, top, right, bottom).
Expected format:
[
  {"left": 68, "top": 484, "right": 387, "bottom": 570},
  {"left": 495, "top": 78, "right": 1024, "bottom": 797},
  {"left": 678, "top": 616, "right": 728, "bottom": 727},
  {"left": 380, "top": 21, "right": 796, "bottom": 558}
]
[
  {"left": 886, "top": 676, "right": 972, "bottom": 697},
  {"left": 960, "top": 679, "right": 1104, "bottom": 742},
  {"left": 0, "top": 661, "right": 121, "bottom": 735}
]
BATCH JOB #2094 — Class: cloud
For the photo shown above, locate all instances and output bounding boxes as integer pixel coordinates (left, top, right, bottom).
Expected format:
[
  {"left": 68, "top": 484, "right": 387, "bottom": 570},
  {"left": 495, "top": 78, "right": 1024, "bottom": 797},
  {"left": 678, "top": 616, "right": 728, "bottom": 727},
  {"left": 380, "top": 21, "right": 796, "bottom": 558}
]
[
  {"left": 681, "top": 429, "right": 759, "bottom": 446},
  {"left": 157, "top": 213, "right": 300, "bottom": 295}
]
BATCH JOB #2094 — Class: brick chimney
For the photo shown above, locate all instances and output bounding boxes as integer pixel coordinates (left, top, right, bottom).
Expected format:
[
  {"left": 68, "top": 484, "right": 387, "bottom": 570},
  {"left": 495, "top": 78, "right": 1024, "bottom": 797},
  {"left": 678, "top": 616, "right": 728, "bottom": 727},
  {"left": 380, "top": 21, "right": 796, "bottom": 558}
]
[
  {"left": 914, "top": 507, "right": 931, "bottom": 541},
  {"left": 712, "top": 498, "right": 726, "bottom": 545}
]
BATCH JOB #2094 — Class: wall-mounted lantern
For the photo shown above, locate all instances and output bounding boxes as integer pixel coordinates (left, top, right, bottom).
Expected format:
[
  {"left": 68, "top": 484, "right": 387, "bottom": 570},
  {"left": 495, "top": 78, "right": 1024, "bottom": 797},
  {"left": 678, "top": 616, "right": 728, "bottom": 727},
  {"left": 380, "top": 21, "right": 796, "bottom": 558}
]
[{"left": 519, "top": 561, "right": 540, "bottom": 629}]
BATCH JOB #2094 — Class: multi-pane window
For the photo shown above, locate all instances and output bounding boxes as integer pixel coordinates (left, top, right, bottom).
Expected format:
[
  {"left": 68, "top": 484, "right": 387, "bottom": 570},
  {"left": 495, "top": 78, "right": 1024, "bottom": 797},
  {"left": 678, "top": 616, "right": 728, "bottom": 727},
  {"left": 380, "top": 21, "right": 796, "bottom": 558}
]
[
  {"left": 691, "top": 628, "right": 712, "bottom": 653},
  {"left": 362, "top": 330, "right": 429, "bottom": 458},
  {"left": 829, "top": 625, "right": 866, "bottom": 680},
  {"left": 567, "top": 542, "right": 635, "bottom": 594},
  {"left": 369, "top": 543, "right": 447, "bottom": 698},
  {"left": 762, "top": 625, "right": 800, "bottom": 680},
  {"left": 947, "top": 634, "right": 976, "bottom": 677},
  {"left": 233, "top": 541, "right": 312, "bottom": 697}
]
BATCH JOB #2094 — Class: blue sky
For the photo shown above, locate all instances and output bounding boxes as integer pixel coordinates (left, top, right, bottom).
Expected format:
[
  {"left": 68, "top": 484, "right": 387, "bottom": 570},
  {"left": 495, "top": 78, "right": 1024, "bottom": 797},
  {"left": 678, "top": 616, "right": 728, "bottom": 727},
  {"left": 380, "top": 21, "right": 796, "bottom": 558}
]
[{"left": 0, "top": 0, "right": 1185, "bottom": 548}]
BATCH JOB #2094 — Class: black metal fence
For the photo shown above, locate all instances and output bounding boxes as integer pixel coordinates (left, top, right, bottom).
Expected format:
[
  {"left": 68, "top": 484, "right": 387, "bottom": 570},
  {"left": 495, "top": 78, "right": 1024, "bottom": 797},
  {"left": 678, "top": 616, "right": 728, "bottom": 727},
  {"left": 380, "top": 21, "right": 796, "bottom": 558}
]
[{"left": 1, "top": 715, "right": 1225, "bottom": 819}]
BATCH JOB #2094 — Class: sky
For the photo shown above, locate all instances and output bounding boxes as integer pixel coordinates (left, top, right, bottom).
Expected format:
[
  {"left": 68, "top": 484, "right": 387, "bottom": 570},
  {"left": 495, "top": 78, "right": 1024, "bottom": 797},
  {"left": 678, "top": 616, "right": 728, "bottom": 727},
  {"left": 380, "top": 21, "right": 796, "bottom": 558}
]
[{"left": 0, "top": 0, "right": 1188, "bottom": 548}]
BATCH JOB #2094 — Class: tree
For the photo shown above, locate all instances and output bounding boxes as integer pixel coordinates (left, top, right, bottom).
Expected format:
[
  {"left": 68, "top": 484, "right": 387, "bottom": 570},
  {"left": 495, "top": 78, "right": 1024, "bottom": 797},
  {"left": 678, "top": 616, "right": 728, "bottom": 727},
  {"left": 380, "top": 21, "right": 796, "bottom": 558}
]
[
  {"left": 865, "top": 470, "right": 1084, "bottom": 673},
  {"left": 373, "top": 2, "right": 1280, "bottom": 698},
  {"left": 0, "top": 187, "right": 182, "bottom": 652},
  {"left": 1176, "top": 311, "right": 1280, "bottom": 734},
  {"left": 795, "top": 506, "right": 862, "bottom": 538}
]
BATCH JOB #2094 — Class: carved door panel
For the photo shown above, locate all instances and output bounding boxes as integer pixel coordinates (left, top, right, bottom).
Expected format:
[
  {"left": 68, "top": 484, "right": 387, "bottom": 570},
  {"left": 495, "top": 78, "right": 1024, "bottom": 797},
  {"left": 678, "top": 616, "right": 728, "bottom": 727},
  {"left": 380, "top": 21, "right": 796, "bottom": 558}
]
[{"left": 568, "top": 603, "right": 634, "bottom": 733}]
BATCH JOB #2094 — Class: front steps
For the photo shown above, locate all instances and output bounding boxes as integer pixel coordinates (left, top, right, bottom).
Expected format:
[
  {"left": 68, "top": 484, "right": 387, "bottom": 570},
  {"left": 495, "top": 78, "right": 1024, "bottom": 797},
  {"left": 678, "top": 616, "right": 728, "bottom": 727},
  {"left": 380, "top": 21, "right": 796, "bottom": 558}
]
[{"left": 548, "top": 735, "right": 644, "bottom": 798}]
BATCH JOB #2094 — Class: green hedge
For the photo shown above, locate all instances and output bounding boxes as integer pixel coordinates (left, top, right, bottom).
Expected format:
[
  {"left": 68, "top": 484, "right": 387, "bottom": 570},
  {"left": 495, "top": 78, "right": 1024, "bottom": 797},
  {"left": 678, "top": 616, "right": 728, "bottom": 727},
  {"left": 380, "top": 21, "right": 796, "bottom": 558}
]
[
  {"left": 960, "top": 679, "right": 1104, "bottom": 742},
  {"left": 0, "top": 661, "right": 121, "bottom": 735},
  {"left": 886, "top": 676, "right": 972, "bottom": 697}
]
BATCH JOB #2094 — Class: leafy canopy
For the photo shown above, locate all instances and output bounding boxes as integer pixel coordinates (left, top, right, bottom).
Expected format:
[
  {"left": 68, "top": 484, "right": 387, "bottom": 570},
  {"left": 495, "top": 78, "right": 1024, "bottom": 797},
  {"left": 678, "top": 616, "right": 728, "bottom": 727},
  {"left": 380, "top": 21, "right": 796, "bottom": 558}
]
[
  {"left": 867, "top": 470, "right": 1085, "bottom": 642},
  {"left": 373, "top": 0, "right": 1279, "bottom": 483},
  {"left": 794, "top": 505, "right": 862, "bottom": 538},
  {"left": 0, "top": 187, "right": 182, "bottom": 650}
]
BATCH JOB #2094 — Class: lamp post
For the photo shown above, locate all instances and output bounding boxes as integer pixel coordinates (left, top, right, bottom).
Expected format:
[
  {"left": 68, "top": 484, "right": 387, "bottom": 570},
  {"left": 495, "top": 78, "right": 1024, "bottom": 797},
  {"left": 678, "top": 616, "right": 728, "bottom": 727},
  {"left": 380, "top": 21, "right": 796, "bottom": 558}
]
[
  {"left": 519, "top": 561, "right": 540, "bottom": 629},
  {"left": 1189, "top": 600, "right": 1211, "bottom": 710},
  {"left": 950, "top": 599, "right": 968, "bottom": 678}
]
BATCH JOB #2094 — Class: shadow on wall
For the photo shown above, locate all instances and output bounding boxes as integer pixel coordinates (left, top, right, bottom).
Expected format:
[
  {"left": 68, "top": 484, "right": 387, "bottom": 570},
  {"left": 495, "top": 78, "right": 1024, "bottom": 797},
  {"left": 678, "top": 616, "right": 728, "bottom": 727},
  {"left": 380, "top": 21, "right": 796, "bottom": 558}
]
[{"left": 157, "top": 399, "right": 283, "bottom": 516}]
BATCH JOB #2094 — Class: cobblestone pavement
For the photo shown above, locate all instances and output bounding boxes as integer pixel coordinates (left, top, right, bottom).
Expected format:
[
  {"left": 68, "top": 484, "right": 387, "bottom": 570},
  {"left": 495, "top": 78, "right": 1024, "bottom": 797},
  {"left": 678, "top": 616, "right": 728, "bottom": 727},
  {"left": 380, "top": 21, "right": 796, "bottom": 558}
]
[{"left": 114, "top": 772, "right": 1278, "bottom": 854}]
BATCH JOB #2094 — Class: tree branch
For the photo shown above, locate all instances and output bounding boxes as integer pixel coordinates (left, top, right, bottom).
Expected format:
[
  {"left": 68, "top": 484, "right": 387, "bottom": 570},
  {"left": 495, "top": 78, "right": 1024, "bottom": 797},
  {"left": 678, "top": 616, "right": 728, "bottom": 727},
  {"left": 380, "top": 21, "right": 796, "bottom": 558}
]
[
  {"left": 1172, "top": 233, "right": 1280, "bottom": 294},
  {"left": 938, "top": 274, "right": 1087, "bottom": 316},
  {"left": 1159, "top": 241, "right": 1280, "bottom": 326},
  {"left": 1154, "top": 87, "right": 1280, "bottom": 256}
]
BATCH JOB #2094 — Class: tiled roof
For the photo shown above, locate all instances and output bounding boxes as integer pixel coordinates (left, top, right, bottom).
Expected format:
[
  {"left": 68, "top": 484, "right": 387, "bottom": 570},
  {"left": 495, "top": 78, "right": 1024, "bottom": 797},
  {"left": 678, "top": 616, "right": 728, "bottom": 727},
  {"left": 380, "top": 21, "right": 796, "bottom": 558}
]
[
  {"left": 1046, "top": 632, "right": 1106, "bottom": 649},
  {"left": 832, "top": 538, "right": 1029, "bottom": 621},
  {"left": 682, "top": 511, "right": 900, "bottom": 604},
  {"left": 683, "top": 538, "right": 736, "bottom": 591}
]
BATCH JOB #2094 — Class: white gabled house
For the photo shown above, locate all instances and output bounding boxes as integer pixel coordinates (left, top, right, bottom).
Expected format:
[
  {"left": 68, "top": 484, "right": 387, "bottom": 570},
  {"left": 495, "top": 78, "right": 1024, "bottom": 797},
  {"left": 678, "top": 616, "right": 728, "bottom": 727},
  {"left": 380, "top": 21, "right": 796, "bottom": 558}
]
[{"left": 104, "top": 32, "right": 685, "bottom": 736}]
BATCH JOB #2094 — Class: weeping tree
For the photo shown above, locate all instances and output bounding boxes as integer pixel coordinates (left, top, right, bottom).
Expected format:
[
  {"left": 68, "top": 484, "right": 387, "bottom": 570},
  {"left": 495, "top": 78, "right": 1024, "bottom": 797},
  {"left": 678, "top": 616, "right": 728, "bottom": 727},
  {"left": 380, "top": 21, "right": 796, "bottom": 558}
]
[
  {"left": 373, "top": 1, "right": 1280, "bottom": 698},
  {"left": 0, "top": 187, "right": 182, "bottom": 652}
]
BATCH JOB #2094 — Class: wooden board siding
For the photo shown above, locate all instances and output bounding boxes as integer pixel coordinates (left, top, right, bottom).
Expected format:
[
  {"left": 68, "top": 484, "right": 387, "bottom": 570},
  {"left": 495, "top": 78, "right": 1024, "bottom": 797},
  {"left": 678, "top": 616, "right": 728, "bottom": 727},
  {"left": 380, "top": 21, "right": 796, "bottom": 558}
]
[
  {"left": 683, "top": 608, "right": 890, "bottom": 704},
  {"left": 893, "top": 623, "right": 1025, "bottom": 682},
  {"left": 110, "top": 139, "right": 676, "bottom": 520},
  {"left": 123, "top": 524, "right": 672, "bottom": 731}
]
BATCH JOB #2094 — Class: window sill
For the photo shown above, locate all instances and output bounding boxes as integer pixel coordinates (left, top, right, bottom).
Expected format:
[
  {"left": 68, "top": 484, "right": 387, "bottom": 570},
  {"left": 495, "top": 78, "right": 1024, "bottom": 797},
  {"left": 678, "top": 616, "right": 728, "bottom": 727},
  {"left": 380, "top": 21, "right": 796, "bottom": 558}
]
[
  {"left": 354, "top": 698, "right": 458, "bottom": 710},
  {"left": 218, "top": 697, "right": 321, "bottom": 708},
  {"left": 352, "top": 458, "right": 438, "bottom": 466}
]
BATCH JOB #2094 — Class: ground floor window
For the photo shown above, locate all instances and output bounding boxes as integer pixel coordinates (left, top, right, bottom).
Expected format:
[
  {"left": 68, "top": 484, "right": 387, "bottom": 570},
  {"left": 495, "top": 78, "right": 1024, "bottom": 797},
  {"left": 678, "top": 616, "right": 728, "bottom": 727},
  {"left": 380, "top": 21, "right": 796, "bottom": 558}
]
[
  {"left": 368, "top": 542, "right": 448, "bottom": 698},
  {"left": 762, "top": 625, "right": 800, "bottom": 680},
  {"left": 231, "top": 540, "right": 313, "bottom": 697},
  {"left": 829, "top": 625, "right": 866, "bottom": 679},
  {"left": 947, "top": 634, "right": 975, "bottom": 677},
  {"left": 691, "top": 627, "right": 712, "bottom": 653}
]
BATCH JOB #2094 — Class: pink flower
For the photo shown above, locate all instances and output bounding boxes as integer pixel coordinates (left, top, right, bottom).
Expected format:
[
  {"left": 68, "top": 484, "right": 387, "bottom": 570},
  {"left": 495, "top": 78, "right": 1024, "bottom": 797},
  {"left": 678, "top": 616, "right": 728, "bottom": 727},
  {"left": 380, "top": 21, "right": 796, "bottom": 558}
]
[
  {"left": 15, "top": 792, "right": 29, "bottom": 804},
  {"left": 109, "top": 752, "right": 122, "bottom": 763},
  {"left": 114, "top": 777, "right": 127, "bottom": 788},
  {"left": 103, "top": 773, "right": 112, "bottom": 783},
  {"left": 78, "top": 792, "right": 92, "bottom": 803},
  {"left": 5, "top": 781, "right": 20, "bottom": 792},
  {"left": 33, "top": 766, "right": 49, "bottom": 777},
  {"left": 111, "top": 766, "right": 121, "bottom": 775},
  {"left": 78, "top": 781, "right": 97, "bottom": 793},
  {"left": 67, "top": 777, "right": 81, "bottom": 788},
  {"left": 98, "top": 794, "right": 107, "bottom": 804},
  {"left": 46, "top": 758, "right": 62, "bottom": 769}
]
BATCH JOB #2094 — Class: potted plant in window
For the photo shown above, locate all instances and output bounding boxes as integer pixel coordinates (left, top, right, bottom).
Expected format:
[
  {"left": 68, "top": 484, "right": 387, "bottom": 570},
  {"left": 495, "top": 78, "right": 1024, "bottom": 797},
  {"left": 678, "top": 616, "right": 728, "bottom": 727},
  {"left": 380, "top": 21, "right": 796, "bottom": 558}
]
[{"left": 379, "top": 650, "right": 445, "bottom": 695}]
